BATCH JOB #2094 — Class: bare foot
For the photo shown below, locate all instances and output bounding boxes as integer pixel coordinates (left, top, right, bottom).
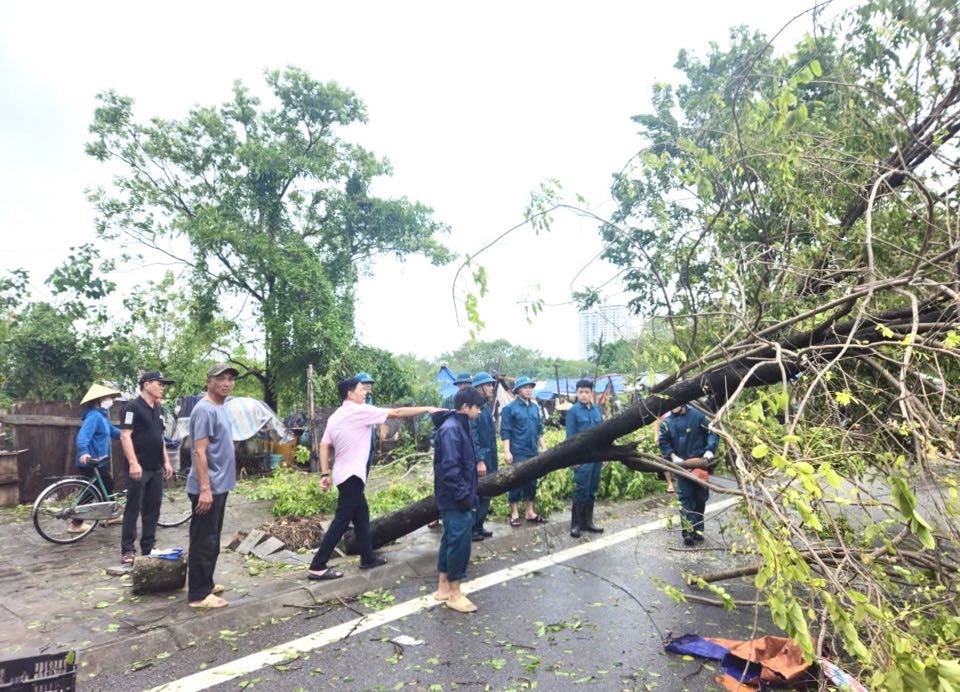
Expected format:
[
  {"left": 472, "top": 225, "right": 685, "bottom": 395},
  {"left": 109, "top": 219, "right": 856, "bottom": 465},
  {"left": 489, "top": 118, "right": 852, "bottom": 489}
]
[
  {"left": 433, "top": 590, "right": 451, "bottom": 601},
  {"left": 445, "top": 594, "right": 478, "bottom": 613}
]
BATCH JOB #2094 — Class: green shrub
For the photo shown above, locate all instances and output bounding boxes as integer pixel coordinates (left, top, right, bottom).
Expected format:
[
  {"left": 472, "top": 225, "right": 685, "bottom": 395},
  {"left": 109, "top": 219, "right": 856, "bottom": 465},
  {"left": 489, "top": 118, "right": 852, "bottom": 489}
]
[
  {"left": 237, "top": 468, "right": 337, "bottom": 517},
  {"left": 237, "top": 467, "right": 434, "bottom": 518}
]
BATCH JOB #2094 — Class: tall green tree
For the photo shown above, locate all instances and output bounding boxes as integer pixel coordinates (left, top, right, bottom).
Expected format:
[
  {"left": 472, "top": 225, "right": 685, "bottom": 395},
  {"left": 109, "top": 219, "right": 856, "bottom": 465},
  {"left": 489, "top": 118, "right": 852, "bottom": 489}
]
[{"left": 87, "top": 67, "right": 452, "bottom": 410}]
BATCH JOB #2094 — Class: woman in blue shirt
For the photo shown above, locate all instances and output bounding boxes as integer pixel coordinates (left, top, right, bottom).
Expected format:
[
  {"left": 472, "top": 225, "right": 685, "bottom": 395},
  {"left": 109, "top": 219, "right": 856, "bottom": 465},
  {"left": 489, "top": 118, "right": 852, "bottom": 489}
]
[{"left": 71, "top": 383, "right": 122, "bottom": 532}]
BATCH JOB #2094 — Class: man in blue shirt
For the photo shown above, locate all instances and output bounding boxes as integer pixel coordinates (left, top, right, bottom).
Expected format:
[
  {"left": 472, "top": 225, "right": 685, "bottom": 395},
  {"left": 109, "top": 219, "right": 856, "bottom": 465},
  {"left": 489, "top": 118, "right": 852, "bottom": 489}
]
[
  {"left": 501, "top": 376, "right": 546, "bottom": 526},
  {"left": 565, "top": 379, "right": 604, "bottom": 538},
  {"left": 658, "top": 402, "right": 718, "bottom": 546},
  {"left": 470, "top": 372, "right": 498, "bottom": 540}
]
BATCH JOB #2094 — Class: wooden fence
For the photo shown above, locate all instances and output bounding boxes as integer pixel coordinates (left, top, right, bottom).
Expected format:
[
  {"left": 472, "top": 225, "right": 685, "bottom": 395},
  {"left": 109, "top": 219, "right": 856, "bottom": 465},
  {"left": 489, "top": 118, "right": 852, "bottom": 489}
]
[
  {"left": 0, "top": 401, "right": 128, "bottom": 503},
  {"left": 0, "top": 400, "right": 429, "bottom": 505}
]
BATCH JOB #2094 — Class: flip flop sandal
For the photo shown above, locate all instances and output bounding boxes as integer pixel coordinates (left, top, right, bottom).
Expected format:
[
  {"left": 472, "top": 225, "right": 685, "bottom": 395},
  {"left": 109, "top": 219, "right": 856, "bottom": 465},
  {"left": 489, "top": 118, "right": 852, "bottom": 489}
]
[
  {"left": 509, "top": 518, "right": 522, "bottom": 527},
  {"left": 360, "top": 556, "right": 388, "bottom": 570},
  {"left": 189, "top": 594, "right": 228, "bottom": 609},
  {"left": 211, "top": 584, "right": 226, "bottom": 595},
  {"left": 307, "top": 569, "right": 344, "bottom": 581},
  {"left": 526, "top": 515, "right": 548, "bottom": 524},
  {"left": 445, "top": 595, "right": 477, "bottom": 613}
]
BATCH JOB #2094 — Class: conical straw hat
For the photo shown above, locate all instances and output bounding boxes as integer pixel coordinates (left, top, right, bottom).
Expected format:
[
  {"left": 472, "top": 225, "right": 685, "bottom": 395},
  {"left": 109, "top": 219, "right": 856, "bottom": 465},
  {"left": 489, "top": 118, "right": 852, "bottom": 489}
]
[{"left": 80, "top": 383, "right": 121, "bottom": 405}]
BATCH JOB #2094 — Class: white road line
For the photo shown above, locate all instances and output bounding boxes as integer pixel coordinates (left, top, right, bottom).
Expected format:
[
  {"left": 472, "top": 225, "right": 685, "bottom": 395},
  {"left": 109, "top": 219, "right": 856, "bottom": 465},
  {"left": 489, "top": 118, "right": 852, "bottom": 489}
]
[{"left": 151, "top": 496, "right": 740, "bottom": 691}]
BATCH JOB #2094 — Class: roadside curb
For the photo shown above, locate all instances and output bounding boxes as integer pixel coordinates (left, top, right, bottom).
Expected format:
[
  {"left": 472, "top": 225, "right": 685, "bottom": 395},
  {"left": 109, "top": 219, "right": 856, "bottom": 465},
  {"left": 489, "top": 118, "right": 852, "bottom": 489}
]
[{"left": 80, "top": 495, "right": 673, "bottom": 679}]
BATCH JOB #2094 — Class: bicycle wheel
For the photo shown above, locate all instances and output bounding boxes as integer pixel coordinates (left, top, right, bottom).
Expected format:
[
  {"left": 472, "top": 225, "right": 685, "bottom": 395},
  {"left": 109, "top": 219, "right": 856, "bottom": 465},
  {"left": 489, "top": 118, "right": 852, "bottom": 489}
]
[
  {"left": 32, "top": 479, "right": 103, "bottom": 544},
  {"left": 158, "top": 472, "right": 192, "bottom": 528}
]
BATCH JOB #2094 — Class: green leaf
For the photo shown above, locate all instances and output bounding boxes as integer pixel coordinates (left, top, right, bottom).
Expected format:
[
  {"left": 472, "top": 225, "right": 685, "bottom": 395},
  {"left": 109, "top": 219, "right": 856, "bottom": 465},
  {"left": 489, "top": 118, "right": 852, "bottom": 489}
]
[{"left": 751, "top": 443, "right": 769, "bottom": 459}]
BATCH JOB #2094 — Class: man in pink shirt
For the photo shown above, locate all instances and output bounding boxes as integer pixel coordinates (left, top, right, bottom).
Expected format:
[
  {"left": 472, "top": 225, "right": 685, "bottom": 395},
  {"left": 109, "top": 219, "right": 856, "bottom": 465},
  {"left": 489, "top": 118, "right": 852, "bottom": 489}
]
[{"left": 308, "top": 377, "right": 442, "bottom": 580}]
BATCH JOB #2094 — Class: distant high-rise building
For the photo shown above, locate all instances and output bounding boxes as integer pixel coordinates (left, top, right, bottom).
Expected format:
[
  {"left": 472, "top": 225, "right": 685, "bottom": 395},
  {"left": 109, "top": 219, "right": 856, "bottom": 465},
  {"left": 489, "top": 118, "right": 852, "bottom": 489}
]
[{"left": 579, "top": 305, "right": 636, "bottom": 359}]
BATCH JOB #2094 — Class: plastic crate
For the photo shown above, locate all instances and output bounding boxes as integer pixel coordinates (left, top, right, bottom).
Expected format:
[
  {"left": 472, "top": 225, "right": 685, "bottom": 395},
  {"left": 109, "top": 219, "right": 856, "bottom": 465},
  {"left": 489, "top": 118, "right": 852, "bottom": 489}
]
[{"left": 0, "top": 651, "right": 77, "bottom": 692}]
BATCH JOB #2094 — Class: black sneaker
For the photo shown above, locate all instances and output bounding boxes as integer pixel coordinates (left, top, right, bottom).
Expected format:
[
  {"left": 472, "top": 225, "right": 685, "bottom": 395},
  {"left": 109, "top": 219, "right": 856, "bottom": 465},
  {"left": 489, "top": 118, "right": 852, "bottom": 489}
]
[
  {"left": 479, "top": 528, "right": 493, "bottom": 538},
  {"left": 471, "top": 532, "right": 485, "bottom": 542},
  {"left": 683, "top": 536, "right": 695, "bottom": 547},
  {"left": 692, "top": 532, "right": 705, "bottom": 542}
]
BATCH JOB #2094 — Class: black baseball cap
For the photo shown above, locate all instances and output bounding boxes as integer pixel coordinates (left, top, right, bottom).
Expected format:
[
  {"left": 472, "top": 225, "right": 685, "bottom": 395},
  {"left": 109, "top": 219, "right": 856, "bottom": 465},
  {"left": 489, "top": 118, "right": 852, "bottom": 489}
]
[{"left": 139, "top": 371, "right": 175, "bottom": 387}]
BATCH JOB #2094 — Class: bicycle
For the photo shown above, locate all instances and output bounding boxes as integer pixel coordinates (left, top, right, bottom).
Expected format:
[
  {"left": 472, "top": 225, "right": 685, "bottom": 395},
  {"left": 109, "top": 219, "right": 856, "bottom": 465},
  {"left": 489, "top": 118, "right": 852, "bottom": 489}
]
[{"left": 32, "top": 465, "right": 193, "bottom": 544}]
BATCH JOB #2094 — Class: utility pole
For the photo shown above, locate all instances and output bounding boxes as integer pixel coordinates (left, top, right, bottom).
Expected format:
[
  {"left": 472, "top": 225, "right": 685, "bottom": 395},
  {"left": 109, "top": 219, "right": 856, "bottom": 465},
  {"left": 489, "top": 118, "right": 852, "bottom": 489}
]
[{"left": 306, "top": 364, "right": 318, "bottom": 473}]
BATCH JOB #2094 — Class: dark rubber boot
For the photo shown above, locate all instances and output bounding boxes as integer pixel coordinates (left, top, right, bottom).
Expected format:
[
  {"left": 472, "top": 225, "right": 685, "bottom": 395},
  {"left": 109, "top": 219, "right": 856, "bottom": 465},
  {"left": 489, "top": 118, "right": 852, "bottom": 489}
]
[
  {"left": 570, "top": 502, "right": 583, "bottom": 538},
  {"left": 583, "top": 500, "right": 604, "bottom": 533}
]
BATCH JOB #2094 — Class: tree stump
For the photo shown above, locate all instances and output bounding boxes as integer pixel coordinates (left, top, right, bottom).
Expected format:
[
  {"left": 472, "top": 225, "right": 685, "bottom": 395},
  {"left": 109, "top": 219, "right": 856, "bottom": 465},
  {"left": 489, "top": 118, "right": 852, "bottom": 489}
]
[{"left": 131, "top": 555, "right": 187, "bottom": 594}]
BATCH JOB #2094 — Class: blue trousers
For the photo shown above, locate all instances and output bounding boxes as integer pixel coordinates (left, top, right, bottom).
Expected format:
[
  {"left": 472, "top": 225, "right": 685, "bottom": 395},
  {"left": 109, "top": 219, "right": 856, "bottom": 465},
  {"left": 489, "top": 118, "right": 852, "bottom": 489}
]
[
  {"left": 438, "top": 509, "right": 474, "bottom": 581},
  {"left": 507, "top": 456, "right": 537, "bottom": 502},
  {"left": 676, "top": 477, "right": 709, "bottom": 538},
  {"left": 475, "top": 458, "right": 498, "bottom": 530},
  {"left": 572, "top": 462, "right": 602, "bottom": 502}
]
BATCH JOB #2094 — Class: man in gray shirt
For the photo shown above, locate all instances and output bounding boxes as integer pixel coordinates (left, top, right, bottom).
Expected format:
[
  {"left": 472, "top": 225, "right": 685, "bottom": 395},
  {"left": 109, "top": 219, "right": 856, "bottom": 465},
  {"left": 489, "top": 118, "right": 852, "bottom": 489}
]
[{"left": 186, "top": 363, "right": 239, "bottom": 608}]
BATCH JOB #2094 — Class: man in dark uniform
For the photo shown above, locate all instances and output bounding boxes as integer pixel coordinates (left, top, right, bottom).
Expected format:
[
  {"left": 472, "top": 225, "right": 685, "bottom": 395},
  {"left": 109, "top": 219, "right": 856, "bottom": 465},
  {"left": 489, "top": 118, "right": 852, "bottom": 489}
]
[
  {"left": 119, "top": 370, "right": 175, "bottom": 565},
  {"left": 471, "top": 372, "right": 498, "bottom": 540},
  {"left": 658, "top": 402, "right": 718, "bottom": 545},
  {"left": 565, "top": 379, "right": 604, "bottom": 538},
  {"left": 355, "top": 371, "right": 377, "bottom": 474},
  {"left": 501, "top": 376, "right": 546, "bottom": 526},
  {"left": 442, "top": 373, "right": 473, "bottom": 410}
]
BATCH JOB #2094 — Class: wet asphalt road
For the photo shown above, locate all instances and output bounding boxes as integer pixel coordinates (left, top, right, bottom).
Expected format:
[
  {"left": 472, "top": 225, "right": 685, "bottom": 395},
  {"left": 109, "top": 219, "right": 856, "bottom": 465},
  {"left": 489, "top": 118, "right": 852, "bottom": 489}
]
[{"left": 89, "top": 501, "right": 772, "bottom": 691}]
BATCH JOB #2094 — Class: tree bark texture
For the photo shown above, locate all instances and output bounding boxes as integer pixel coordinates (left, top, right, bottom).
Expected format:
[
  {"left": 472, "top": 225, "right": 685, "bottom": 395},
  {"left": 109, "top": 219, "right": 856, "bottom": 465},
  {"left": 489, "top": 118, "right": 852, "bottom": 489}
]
[{"left": 131, "top": 556, "right": 187, "bottom": 594}]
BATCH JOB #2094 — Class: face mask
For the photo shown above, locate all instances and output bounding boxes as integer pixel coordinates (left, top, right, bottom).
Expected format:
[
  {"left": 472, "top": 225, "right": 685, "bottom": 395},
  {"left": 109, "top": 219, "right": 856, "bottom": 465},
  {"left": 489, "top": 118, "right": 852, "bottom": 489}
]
[{"left": 100, "top": 399, "right": 114, "bottom": 410}]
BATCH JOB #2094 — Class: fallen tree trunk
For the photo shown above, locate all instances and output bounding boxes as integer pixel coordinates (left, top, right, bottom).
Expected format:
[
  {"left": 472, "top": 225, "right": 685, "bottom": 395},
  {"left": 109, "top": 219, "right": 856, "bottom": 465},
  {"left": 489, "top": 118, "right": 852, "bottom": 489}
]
[
  {"left": 131, "top": 555, "right": 187, "bottom": 594},
  {"left": 343, "top": 300, "right": 957, "bottom": 552}
]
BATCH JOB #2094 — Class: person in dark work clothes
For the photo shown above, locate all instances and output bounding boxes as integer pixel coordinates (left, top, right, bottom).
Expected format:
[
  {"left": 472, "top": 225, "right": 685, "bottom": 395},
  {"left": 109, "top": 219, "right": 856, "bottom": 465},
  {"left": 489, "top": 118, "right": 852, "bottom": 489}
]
[
  {"left": 119, "top": 371, "right": 175, "bottom": 565},
  {"left": 565, "top": 379, "right": 605, "bottom": 538},
  {"left": 470, "top": 372, "right": 498, "bottom": 541},
  {"left": 658, "top": 402, "right": 718, "bottom": 545},
  {"left": 354, "top": 371, "right": 377, "bottom": 475},
  {"left": 431, "top": 372, "right": 472, "bottom": 529},
  {"left": 501, "top": 376, "right": 546, "bottom": 526},
  {"left": 186, "top": 363, "right": 239, "bottom": 609},
  {"left": 441, "top": 372, "right": 473, "bottom": 409},
  {"left": 432, "top": 386, "right": 486, "bottom": 613}
]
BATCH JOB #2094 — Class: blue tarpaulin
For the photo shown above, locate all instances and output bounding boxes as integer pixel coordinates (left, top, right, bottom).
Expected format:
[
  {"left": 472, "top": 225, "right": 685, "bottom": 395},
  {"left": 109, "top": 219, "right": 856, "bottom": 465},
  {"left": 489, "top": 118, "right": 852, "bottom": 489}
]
[
  {"left": 437, "top": 366, "right": 458, "bottom": 401},
  {"left": 535, "top": 374, "right": 627, "bottom": 400}
]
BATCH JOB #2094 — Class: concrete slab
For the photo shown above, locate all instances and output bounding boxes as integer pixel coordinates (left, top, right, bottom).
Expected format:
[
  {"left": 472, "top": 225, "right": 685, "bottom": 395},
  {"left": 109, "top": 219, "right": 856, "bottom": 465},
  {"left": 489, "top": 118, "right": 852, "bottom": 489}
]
[
  {"left": 234, "top": 528, "right": 267, "bottom": 555},
  {"left": 263, "top": 549, "right": 307, "bottom": 565},
  {"left": 250, "top": 536, "right": 285, "bottom": 559}
]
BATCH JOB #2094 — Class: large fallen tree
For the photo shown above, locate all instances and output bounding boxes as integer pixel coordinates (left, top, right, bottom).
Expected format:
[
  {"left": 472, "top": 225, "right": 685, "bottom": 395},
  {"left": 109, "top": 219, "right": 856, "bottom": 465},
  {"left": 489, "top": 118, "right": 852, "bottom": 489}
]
[
  {"left": 352, "top": 3, "right": 960, "bottom": 687},
  {"left": 352, "top": 299, "right": 958, "bottom": 549}
]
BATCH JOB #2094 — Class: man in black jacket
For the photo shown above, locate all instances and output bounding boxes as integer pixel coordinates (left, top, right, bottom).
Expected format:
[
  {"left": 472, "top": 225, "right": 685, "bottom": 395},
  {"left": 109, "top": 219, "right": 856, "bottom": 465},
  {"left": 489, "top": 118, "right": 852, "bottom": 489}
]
[{"left": 431, "top": 387, "right": 486, "bottom": 613}]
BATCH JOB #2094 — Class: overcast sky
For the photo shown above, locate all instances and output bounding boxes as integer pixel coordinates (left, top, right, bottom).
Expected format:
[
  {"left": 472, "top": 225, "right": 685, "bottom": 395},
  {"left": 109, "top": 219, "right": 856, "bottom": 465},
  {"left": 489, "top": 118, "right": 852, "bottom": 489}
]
[{"left": 0, "top": 1, "right": 844, "bottom": 361}]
